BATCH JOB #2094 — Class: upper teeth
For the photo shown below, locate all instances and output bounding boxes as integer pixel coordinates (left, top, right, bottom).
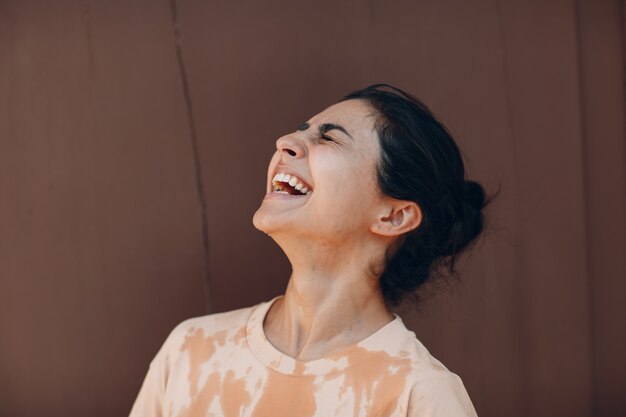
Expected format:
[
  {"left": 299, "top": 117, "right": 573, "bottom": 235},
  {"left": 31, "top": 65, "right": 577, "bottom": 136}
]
[{"left": 272, "top": 173, "right": 311, "bottom": 195}]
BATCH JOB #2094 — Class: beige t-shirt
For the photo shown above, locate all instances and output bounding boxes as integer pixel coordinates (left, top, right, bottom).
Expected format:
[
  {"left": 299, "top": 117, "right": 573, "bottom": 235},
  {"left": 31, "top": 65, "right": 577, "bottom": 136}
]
[{"left": 129, "top": 295, "right": 478, "bottom": 417}]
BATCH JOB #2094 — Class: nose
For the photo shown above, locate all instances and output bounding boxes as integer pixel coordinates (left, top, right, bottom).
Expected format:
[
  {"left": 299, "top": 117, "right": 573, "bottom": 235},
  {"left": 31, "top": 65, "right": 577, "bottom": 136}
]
[{"left": 275, "top": 133, "right": 306, "bottom": 158}]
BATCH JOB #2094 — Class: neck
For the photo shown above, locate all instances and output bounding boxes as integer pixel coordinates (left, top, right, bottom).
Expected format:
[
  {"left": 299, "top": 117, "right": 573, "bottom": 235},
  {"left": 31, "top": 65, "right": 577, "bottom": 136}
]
[{"left": 263, "top": 235, "right": 395, "bottom": 361}]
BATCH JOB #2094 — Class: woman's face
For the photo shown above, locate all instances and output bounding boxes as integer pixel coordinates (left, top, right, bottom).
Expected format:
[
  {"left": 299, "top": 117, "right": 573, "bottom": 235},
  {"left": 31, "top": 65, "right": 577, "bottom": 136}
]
[{"left": 253, "top": 99, "right": 387, "bottom": 245}]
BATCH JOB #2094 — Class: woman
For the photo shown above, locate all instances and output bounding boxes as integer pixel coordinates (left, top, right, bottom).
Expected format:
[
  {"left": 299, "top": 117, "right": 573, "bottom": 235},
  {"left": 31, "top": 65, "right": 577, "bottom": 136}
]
[{"left": 129, "top": 84, "right": 492, "bottom": 417}]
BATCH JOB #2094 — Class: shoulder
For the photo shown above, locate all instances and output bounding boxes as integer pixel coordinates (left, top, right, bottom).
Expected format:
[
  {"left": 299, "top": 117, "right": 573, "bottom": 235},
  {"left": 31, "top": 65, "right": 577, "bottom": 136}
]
[
  {"left": 172, "top": 302, "right": 256, "bottom": 338},
  {"left": 389, "top": 325, "right": 478, "bottom": 416},
  {"left": 406, "top": 367, "right": 477, "bottom": 417},
  {"left": 152, "top": 300, "right": 264, "bottom": 366}
]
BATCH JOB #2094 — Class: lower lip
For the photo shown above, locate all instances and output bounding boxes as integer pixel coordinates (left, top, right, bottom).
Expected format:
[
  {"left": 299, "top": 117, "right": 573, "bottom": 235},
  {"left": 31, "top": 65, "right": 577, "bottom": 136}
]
[{"left": 263, "top": 191, "right": 311, "bottom": 200}]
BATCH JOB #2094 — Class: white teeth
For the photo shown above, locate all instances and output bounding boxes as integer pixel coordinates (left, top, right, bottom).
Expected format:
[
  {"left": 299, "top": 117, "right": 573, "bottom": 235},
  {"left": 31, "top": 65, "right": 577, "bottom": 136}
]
[{"left": 271, "top": 172, "right": 313, "bottom": 195}]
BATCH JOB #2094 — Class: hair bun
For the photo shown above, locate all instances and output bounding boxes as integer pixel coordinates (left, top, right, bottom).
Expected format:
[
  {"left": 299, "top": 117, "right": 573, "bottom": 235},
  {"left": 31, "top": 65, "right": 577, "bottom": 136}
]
[
  {"left": 463, "top": 180, "right": 486, "bottom": 211},
  {"left": 441, "top": 180, "right": 487, "bottom": 262}
]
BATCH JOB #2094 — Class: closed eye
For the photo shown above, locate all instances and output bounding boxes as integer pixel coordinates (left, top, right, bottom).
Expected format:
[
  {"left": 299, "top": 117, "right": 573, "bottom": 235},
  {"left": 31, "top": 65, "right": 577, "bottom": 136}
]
[{"left": 320, "top": 134, "right": 334, "bottom": 142}]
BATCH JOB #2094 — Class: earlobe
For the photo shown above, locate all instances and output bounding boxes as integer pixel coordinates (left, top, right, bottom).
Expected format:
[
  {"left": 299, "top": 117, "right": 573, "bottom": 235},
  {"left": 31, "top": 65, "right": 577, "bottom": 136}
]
[{"left": 370, "top": 201, "right": 422, "bottom": 237}]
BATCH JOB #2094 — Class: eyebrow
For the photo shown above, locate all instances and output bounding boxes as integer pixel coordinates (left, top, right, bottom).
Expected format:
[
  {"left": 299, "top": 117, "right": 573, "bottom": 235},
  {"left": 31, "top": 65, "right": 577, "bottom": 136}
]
[{"left": 297, "top": 122, "right": 353, "bottom": 140}]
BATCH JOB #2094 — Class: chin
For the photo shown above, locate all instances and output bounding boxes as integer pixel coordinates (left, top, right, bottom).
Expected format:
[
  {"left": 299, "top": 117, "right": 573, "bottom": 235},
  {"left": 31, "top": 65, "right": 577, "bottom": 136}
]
[
  {"left": 252, "top": 207, "right": 280, "bottom": 235},
  {"left": 252, "top": 208, "right": 267, "bottom": 232},
  {"left": 252, "top": 209, "right": 307, "bottom": 240}
]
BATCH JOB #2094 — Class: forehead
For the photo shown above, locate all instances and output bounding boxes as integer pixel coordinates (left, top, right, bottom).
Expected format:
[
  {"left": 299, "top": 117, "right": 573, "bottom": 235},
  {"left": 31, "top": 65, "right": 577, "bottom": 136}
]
[{"left": 309, "top": 99, "right": 378, "bottom": 137}]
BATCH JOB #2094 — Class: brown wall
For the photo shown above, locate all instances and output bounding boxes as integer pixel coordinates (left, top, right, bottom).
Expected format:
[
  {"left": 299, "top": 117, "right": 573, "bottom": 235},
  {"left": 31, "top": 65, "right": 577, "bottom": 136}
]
[{"left": 0, "top": 1, "right": 624, "bottom": 416}]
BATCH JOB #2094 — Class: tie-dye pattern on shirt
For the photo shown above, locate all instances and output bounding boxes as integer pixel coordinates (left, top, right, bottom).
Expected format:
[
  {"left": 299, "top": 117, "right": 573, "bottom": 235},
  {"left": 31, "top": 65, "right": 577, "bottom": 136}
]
[{"left": 129, "top": 296, "right": 478, "bottom": 417}]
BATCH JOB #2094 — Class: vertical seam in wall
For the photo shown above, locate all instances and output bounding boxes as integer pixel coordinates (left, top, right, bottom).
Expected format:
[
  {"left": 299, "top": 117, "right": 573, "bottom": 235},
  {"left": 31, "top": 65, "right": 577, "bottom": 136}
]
[
  {"left": 622, "top": 0, "right": 626, "bottom": 205},
  {"left": 169, "top": 0, "right": 212, "bottom": 314},
  {"left": 572, "top": 0, "right": 597, "bottom": 415}
]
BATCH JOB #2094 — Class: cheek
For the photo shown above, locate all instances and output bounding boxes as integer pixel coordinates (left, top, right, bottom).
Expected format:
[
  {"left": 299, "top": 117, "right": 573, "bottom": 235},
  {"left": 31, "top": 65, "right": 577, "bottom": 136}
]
[
  {"left": 346, "top": 153, "right": 381, "bottom": 196},
  {"left": 316, "top": 162, "right": 379, "bottom": 210},
  {"left": 341, "top": 178, "right": 380, "bottom": 212},
  {"left": 310, "top": 146, "right": 380, "bottom": 203}
]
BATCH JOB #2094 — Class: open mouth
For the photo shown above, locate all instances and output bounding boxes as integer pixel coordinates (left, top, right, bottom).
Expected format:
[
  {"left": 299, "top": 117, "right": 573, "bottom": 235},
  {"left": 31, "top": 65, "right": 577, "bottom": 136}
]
[{"left": 271, "top": 173, "right": 312, "bottom": 196}]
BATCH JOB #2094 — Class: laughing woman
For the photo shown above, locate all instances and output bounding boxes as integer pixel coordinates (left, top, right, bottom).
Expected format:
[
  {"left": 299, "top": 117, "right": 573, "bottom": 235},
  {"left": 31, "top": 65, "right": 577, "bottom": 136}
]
[{"left": 129, "top": 84, "right": 493, "bottom": 417}]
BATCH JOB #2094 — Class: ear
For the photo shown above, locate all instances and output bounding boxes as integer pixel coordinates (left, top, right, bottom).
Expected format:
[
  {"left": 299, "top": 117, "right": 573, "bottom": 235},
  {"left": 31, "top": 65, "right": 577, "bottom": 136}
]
[{"left": 370, "top": 198, "right": 423, "bottom": 237}]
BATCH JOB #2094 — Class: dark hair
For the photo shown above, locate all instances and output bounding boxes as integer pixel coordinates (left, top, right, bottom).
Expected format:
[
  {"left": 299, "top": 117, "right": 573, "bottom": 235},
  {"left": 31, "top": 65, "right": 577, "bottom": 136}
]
[{"left": 341, "top": 84, "right": 499, "bottom": 308}]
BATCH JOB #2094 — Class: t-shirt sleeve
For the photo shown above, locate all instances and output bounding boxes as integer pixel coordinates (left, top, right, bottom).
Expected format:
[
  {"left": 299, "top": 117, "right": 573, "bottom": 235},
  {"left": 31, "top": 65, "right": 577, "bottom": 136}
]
[
  {"left": 128, "top": 323, "right": 183, "bottom": 417},
  {"left": 406, "top": 372, "right": 478, "bottom": 417}
]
